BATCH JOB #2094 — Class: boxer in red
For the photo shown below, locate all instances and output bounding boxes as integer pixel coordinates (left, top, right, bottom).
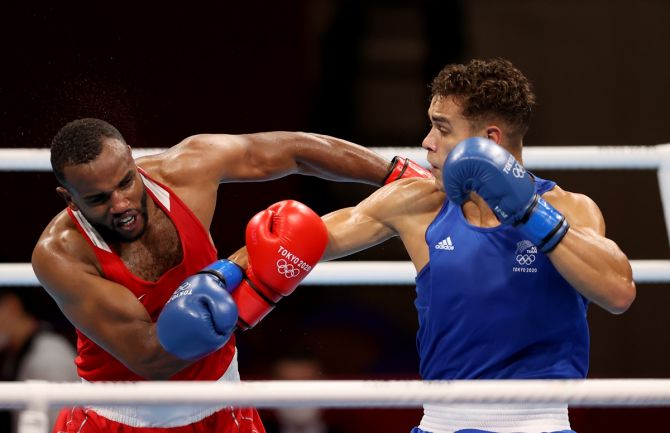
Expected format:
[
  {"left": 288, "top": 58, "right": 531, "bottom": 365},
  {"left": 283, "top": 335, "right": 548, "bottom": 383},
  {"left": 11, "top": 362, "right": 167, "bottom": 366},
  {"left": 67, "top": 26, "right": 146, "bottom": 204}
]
[{"left": 32, "top": 119, "right": 426, "bottom": 433}]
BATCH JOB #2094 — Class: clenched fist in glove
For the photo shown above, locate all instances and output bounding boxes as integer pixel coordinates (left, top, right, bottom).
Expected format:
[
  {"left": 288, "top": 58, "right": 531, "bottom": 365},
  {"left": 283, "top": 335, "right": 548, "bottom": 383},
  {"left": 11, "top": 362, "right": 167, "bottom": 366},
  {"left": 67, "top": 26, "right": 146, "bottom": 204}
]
[
  {"left": 232, "top": 200, "right": 328, "bottom": 330},
  {"left": 443, "top": 137, "right": 569, "bottom": 253},
  {"left": 383, "top": 156, "right": 433, "bottom": 184},
  {"left": 156, "top": 259, "right": 242, "bottom": 361}
]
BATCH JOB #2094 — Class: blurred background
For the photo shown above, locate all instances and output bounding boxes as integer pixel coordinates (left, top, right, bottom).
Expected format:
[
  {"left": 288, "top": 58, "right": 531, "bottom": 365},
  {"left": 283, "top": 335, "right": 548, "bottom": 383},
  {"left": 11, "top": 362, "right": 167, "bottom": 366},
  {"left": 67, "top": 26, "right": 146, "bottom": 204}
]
[{"left": 1, "top": 1, "right": 669, "bottom": 432}]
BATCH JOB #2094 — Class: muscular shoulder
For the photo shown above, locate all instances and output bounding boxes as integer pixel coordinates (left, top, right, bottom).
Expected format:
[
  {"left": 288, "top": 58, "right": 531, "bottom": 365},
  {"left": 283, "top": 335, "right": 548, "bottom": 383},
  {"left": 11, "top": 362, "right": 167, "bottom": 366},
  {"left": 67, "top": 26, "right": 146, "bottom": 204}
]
[
  {"left": 359, "top": 177, "right": 444, "bottom": 224},
  {"left": 133, "top": 135, "right": 216, "bottom": 185},
  {"left": 543, "top": 185, "right": 605, "bottom": 234},
  {"left": 134, "top": 142, "right": 189, "bottom": 188},
  {"left": 32, "top": 211, "right": 100, "bottom": 286},
  {"left": 134, "top": 137, "right": 223, "bottom": 229}
]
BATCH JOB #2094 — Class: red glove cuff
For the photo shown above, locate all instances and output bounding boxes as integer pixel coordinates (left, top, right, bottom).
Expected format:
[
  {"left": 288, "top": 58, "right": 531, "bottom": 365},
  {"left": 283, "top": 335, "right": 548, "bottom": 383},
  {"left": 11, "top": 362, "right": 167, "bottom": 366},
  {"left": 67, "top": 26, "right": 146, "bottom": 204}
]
[
  {"left": 230, "top": 270, "right": 281, "bottom": 330},
  {"left": 383, "top": 156, "right": 433, "bottom": 184}
]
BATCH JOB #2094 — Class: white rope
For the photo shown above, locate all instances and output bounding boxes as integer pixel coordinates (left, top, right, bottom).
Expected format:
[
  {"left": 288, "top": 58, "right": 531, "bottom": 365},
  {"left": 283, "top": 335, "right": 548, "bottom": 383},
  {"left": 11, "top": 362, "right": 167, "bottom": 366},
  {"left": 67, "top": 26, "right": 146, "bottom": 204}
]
[
  {"left": 4, "top": 145, "right": 668, "bottom": 433},
  {"left": 2, "top": 144, "right": 669, "bottom": 277},
  {"left": 0, "top": 148, "right": 166, "bottom": 171},
  {"left": 2, "top": 260, "right": 669, "bottom": 286},
  {"left": 3, "top": 379, "right": 670, "bottom": 409},
  {"left": 374, "top": 144, "right": 670, "bottom": 170},
  {"left": 4, "top": 144, "right": 670, "bottom": 247},
  {"left": 1, "top": 145, "right": 669, "bottom": 171}
]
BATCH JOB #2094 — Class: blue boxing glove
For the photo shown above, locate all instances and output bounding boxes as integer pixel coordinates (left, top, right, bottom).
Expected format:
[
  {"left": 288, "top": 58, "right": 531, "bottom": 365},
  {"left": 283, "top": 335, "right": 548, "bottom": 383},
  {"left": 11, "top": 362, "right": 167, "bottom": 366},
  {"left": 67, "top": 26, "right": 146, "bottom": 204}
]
[
  {"left": 156, "top": 259, "right": 243, "bottom": 361},
  {"left": 443, "top": 137, "right": 569, "bottom": 252}
]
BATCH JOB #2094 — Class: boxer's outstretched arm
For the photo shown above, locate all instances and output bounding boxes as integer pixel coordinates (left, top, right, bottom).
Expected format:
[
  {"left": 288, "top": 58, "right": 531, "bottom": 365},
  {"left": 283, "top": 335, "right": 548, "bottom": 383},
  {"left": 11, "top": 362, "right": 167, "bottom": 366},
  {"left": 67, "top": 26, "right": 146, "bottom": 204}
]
[
  {"left": 226, "top": 189, "right": 398, "bottom": 264},
  {"left": 228, "top": 178, "right": 440, "bottom": 285},
  {"left": 165, "top": 132, "right": 390, "bottom": 186},
  {"left": 224, "top": 180, "right": 441, "bottom": 330},
  {"left": 321, "top": 204, "right": 395, "bottom": 261},
  {"left": 321, "top": 178, "right": 437, "bottom": 261},
  {"left": 32, "top": 232, "right": 190, "bottom": 380}
]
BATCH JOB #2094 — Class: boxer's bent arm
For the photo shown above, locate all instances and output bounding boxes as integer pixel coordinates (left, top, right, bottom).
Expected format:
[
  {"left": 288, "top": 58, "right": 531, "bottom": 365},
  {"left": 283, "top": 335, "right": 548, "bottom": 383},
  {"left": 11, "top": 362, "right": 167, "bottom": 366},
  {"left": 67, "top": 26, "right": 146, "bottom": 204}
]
[
  {"left": 322, "top": 205, "right": 397, "bottom": 261},
  {"left": 32, "top": 245, "right": 190, "bottom": 379},
  {"left": 227, "top": 214, "right": 392, "bottom": 267},
  {"left": 322, "top": 178, "right": 439, "bottom": 261},
  {"left": 543, "top": 188, "right": 636, "bottom": 314},
  {"left": 169, "top": 132, "right": 389, "bottom": 186}
]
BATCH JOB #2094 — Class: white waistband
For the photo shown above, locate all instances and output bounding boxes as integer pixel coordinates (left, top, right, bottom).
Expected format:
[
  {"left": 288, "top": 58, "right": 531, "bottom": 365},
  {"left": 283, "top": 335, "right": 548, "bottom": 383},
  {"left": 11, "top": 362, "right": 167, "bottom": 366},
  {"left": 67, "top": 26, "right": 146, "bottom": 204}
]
[
  {"left": 419, "top": 403, "right": 570, "bottom": 433},
  {"left": 84, "top": 348, "right": 240, "bottom": 428}
]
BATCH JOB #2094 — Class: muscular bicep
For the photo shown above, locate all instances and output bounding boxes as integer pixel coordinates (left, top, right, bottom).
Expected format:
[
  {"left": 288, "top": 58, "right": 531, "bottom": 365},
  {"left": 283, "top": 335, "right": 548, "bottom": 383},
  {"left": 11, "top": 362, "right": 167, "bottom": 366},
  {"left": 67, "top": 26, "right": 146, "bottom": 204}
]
[
  {"left": 171, "top": 133, "right": 302, "bottom": 184},
  {"left": 322, "top": 179, "right": 437, "bottom": 261},
  {"left": 322, "top": 205, "right": 396, "bottom": 261},
  {"left": 32, "top": 246, "right": 186, "bottom": 378},
  {"left": 167, "top": 131, "right": 388, "bottom": 186}
]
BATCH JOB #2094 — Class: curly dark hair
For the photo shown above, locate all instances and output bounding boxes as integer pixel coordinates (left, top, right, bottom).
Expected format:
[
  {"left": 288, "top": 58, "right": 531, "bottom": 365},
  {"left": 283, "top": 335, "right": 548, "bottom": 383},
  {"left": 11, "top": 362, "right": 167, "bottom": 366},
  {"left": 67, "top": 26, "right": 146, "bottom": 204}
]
[
  {"left": 51, "top": 118, "right": 126, "bottom": 185},
  {"left": 430, "top": 58, "right": 535, "bottom": 137}
]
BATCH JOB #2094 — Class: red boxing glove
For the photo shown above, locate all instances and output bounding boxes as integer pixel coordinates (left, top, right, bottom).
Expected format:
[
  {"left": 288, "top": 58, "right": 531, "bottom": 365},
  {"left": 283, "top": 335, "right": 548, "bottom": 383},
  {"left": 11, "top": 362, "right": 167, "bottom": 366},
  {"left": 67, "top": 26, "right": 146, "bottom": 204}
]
[
  {"left": 383, "top": 156, "right": 433, "bottom": 184},
  {"left": 231, "top": 200, "right": 328, "bottom": 330}
]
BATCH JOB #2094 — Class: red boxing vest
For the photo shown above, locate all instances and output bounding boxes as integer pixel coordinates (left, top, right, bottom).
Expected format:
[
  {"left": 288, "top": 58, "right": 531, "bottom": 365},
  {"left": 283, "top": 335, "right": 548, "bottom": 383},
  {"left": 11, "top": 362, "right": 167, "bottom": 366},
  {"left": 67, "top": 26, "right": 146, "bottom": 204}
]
[{"left": 67, "top": 167, "right": 236, "bottom": 381}]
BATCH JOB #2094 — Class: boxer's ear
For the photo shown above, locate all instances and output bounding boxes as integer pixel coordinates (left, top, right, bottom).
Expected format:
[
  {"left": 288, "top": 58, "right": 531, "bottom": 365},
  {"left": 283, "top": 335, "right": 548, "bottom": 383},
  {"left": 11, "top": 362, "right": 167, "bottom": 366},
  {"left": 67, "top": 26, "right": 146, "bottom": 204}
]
[
  {"left": 56, "top": 186, "right": 78, "bottom": 211},
  {"left": 484, "top": 126, "right": 502, "bottom": 144}
]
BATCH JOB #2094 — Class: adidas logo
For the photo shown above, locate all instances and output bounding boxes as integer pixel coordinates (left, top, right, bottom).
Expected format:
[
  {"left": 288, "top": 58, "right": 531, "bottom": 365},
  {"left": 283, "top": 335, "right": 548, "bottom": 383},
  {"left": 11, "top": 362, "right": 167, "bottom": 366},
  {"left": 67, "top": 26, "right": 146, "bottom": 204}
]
[{"left": 435, "top": 237, "right": 455, "bottom": 251}]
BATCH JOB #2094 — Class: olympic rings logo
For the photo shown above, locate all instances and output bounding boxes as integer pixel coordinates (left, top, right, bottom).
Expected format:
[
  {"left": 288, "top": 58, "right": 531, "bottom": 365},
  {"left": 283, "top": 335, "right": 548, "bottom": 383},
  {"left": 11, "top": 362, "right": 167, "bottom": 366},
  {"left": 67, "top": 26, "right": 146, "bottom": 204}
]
[
  {"left": 276, "top": 259, "right": 300, "bottom": 278},
  {"left": 516, "top": 254, "right": 535, "bottom": 265},
  {"left": 512, "top": 162, "right": 526, "bottom": 178}
]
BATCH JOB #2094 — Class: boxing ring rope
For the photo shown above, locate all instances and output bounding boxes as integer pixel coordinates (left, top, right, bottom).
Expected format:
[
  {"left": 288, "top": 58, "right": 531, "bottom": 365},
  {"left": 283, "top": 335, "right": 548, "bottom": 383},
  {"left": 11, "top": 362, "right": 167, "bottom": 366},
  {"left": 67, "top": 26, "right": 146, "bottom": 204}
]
[
  {"left": 2, "top": 145, "right": 668, "bottom": 170},
  {"left": 2, "top": 259, "right": 670, "bottom": 285},
  {"left": 4, "top": 379, "right": 670, "bottom": 409},
  {"left": 1, "top": 145, "right": 670, "bottom": 433},
  {"left": 2, "top": 145, "right": 669, "bottom": 285},
  {"left": 6, "top": 379, "right": 670, "bottom": 433}
]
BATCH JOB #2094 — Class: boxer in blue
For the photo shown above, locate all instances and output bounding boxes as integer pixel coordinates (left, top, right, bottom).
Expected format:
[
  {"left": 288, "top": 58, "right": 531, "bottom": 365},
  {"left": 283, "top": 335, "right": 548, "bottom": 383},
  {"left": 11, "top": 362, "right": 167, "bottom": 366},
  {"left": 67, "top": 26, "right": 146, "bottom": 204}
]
[{"left": 320, "top": 59, "right": 636, "bottom": 433}]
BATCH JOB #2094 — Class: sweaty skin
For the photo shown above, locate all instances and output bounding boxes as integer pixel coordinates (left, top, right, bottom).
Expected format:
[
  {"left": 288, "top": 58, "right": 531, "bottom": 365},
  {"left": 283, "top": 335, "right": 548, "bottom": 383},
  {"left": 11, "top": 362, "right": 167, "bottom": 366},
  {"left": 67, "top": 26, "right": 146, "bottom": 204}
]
[
  {"left": 322, "top": 95, "right": 635, "bottom": 314},
  {"left": 33, "top": 131, "right": 391, "bottom": 379}
]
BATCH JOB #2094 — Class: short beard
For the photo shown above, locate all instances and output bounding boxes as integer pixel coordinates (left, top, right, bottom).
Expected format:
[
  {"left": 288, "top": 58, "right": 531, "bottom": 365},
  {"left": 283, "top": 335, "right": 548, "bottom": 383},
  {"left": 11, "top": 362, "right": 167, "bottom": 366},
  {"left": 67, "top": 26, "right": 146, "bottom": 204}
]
[{"left": 89, "top": 190, "right": 149, "bottom": 244}]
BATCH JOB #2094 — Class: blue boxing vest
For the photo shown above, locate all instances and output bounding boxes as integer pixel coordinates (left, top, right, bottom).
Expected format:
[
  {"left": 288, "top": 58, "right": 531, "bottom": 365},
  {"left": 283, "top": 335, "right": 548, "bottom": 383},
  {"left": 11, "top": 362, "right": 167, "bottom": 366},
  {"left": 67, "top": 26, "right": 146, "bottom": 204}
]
[{"left": 415, "top": 176, "right": 589, "bottom": 380}]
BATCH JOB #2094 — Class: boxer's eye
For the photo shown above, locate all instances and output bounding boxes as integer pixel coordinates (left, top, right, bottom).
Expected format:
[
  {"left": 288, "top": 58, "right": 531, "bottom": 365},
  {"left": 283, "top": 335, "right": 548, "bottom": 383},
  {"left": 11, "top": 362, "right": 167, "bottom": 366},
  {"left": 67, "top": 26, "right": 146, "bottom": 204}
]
[
  {"left": 119, "top": 175, "right": 133, "bottom": 189},
  {"left": 86, "top": 194, "right": 108, "bottom": 205}
]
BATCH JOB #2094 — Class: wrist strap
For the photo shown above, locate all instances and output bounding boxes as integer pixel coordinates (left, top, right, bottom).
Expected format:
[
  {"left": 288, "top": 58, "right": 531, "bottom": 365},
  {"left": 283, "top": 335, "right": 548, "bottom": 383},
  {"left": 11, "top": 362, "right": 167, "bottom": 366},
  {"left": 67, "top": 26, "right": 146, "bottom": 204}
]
[
  {"left": 199, "top": 259, "right": 244, "bottom": 291},
  {"left": 383, "top": 156, "right": 433, "bottom": 185},
  {"left": 517, "top": 195, "right": 570, "bottom": 253},
  {"left": 383, "top": 156, "right": 406, "bottom": 185}
]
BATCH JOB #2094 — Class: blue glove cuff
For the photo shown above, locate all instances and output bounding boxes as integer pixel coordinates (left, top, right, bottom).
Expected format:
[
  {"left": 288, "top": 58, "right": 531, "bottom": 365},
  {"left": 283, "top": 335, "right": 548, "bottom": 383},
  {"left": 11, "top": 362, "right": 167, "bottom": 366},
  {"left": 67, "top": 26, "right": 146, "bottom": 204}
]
[
  {"left": 517, "top": 195, "right": 570, "bottom": 253},
  {"left": 199, "top": 259, "right": 244, "bottom": 292}
]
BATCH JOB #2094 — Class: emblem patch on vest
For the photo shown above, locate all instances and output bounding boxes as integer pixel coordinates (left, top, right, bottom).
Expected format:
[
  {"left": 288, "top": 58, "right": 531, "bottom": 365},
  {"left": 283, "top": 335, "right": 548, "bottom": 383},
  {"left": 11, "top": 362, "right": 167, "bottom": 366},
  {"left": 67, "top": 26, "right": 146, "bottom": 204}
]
[{"left": 513, "top": 240, "right": 538, "bottom": 273}]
